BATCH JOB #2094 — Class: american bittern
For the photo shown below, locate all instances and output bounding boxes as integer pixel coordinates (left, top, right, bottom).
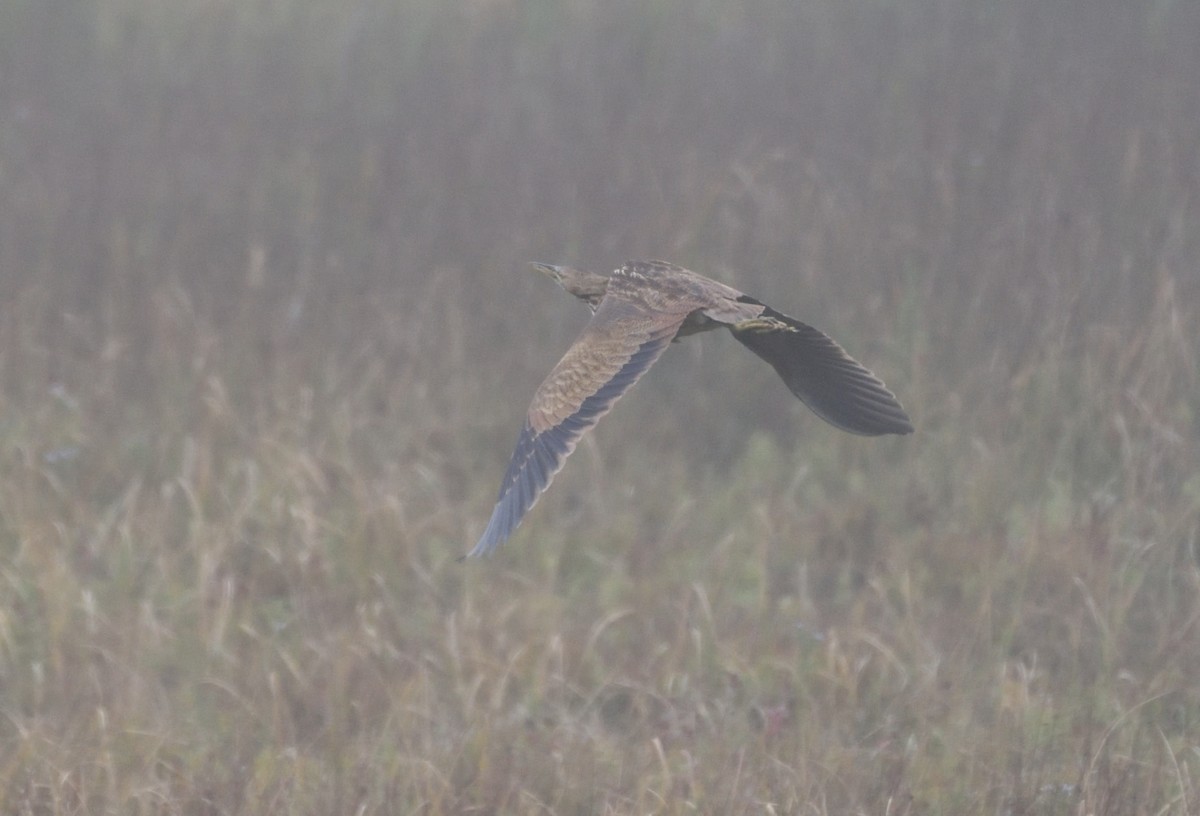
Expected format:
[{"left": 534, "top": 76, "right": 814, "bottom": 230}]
[{"left": 467, "top": 260, "right": 912, "bottom": 557}]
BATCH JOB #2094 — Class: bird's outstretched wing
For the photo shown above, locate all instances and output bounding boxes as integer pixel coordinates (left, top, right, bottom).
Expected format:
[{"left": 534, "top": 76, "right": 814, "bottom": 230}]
[
  {"left": 729, "top": 295, "right": 913, "bottom": 436},
  {"left": 467, "top": 298, "right": 686, "bottom": 557}
]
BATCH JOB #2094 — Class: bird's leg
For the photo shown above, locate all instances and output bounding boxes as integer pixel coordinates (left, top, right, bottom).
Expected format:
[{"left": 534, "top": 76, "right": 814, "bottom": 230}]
[{"left": 730, "top": 316, "right": 799, "bottom": 334}]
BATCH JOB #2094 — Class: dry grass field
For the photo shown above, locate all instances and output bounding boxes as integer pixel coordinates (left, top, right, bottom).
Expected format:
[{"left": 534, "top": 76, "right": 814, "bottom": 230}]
[{"left": 0, "top": 1, "right": 1198, "bottom": 813}]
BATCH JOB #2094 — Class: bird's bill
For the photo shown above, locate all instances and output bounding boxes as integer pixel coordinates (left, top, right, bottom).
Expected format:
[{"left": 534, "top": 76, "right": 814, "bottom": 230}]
[{"left": 530, "top": 262, "right": 564, "bottom": 280}]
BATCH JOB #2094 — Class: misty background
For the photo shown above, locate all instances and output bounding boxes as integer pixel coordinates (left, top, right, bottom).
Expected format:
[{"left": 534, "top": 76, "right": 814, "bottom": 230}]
[
  {"left": 0, "top": 0, "right": 1198, "bottom": 811},
  {"left": 5, "top": 0, "right": 1197, "bottom": 437}
]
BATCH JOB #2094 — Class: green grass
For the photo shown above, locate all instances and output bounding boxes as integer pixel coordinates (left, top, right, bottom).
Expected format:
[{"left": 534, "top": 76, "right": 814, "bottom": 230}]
[
  {"left": 1, "top": 0, "right": 1199, "bottom": 813},
  {"left": 0, "top": 273, "right": 1194, "bottom": 814}
]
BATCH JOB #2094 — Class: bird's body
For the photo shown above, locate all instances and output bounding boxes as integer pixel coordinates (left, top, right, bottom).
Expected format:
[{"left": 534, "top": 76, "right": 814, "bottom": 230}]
[{"left": 467, "top": 261, "right": 913, "bottom": 558}]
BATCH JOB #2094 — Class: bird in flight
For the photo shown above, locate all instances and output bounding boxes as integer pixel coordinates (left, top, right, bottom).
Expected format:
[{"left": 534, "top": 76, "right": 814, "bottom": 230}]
[{"left": 467, "top": 260, "right": 912, "bottom": 557}]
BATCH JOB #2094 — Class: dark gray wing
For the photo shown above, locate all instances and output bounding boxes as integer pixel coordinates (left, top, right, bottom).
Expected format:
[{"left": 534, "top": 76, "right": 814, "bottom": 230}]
[
  {"left": 467, "top": 299, "right": 686, "bottom": 557},
  {"left": 730, "top": 296, "right": 913, "bottom": 436}
]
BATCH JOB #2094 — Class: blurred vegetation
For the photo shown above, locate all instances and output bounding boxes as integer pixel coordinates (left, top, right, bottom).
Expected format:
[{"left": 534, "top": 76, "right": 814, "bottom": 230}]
[{"left": 0, "top": 0, "right": 1198, "bottom": 812}]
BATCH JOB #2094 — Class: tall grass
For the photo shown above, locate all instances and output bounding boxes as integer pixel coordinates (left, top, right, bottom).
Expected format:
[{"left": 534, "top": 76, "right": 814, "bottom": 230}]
[{"left": 0, "top": 0, "right": 1197, "bottom": 812}]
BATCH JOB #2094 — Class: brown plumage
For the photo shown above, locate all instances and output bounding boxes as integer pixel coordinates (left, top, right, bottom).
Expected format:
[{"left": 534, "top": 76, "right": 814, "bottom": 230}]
[{"left": 467, "top": 260, "right": 912, "bottom": 557}]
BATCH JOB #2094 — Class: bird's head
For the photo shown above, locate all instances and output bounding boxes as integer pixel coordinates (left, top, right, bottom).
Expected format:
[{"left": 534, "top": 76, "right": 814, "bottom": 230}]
[{"left": 530, "top": 262, "right": 609, "bottom": 310}]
